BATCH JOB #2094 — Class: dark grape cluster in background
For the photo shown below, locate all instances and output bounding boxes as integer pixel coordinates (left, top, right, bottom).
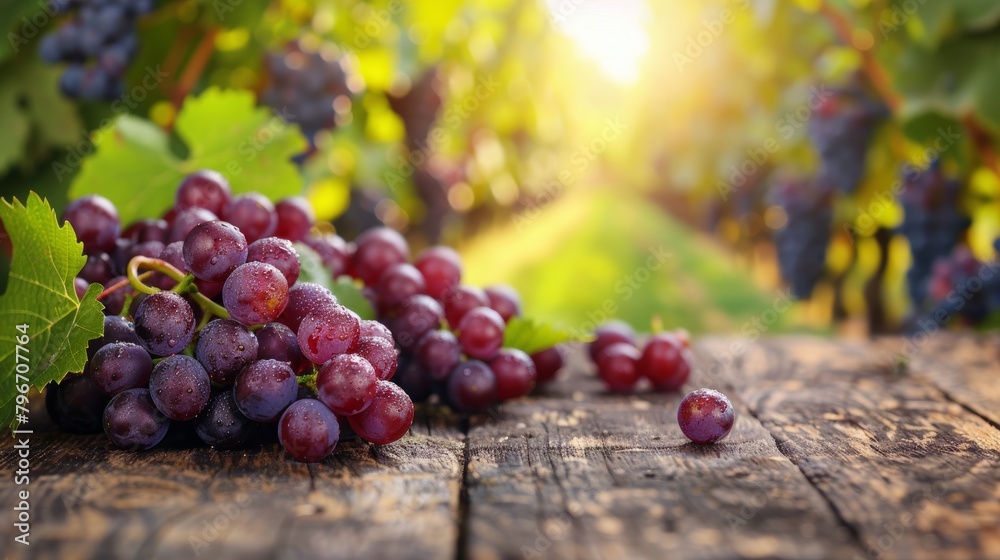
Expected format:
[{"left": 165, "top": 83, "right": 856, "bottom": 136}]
[
  {"left": 898, "top": 159, "right": 971, "bottom": 309},
  {"left": 808, "top": 86, "right": 887, "bottom": 195},
  {"left": 260, "top": 42, "right": 353, "bottom": 141},
  {"left": 767, "top": 176, "right": 834, "bottom": 299},
  {"left": 39, "top": 0, "right": 153, "bottom": 100}
]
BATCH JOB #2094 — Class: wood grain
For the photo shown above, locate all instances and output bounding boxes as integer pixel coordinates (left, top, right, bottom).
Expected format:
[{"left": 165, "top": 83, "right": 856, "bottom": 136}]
[
  {"left": 702, "top": 336, "right": 1000, "bottom": 560},
  {"left": 2, "top": 337, "right": 998, "bottom": 560}
]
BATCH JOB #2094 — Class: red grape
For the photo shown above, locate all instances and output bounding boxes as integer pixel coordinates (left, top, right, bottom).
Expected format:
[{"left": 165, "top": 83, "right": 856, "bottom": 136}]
[
  {"left": 246, "top": 236, "right": 301, "bottom": 285},
  {"left": 489, "top": 348, "right": 536, "bottom": 400},
  {"left": 677, "top": 388, "right": 735, "bottom": 444},
  {"left": 376, "top": 262, "right": 426, "bottom": 310},
  {"left": 596, "top": 342, "right": 641, "bottom": 392},
  {"left": 317, "top": 354, "right": 377, "bottom": 416},
  {"left": 149, "top": 355, "right": 212, "bottom": 421},
  {"left": 63, "top": 194, "right": 120, "bottom": 253},
  {"left": 175, "top": 170, "right": 232, "bottom": 216},
  {"left": 354, "top": 336, "right": 398, "bottom": 380},
  {"left": 279, "top": 399, "right": 340, "bottom": 462},
  {"left": 414, "top": 245, "right": 462, "bottom": 300},
  {"left": 442, "top": 285, "right": 488, "bottom": 327},
  {"left": 530, "top": 347, "right": 564, "bottom": 385},
  {"left": 484, "top": 285, "right": 521, "bottom": 323},
  {"left": 224, "top": 193, "right": 277, "bottom": 243},
  {"left": 103, "top": 388, "right": 169, "bottom": 451},
  {"left": 389, "top": 294, "right": 444, "bottom": 349},
  {"left": 638, "top": 333, "right": 691, "bottom": 392},
  {"left": 277, "top": 282, "right": 338, "bottom": 331},
  {"left": 183, "top": 220, "right": 248, "bottom": 282},
  {"left": 414, "top": 329, "right": 461, "bottom": 381},
  {"left": 447, "top": 360, "right": 498, "bottom": 413},
  {"left": 297, "top": 304, "right": 361, "bottom": 364},
  {"left": 456, "top": 306, "right": 505, "bottom": 361},
  {"left": 350, "top": 227, "right": 409, "bottom": 285},
  {"left": 588, "top": 320, "right": 636, "bottom": 361},
  {"left": 274, "top": 196, "right": 315, "bottom": 242},
  {"left": 347, "top": 380, "right": 414, "bottom": 445},
  {"left": 222, "top": 262, "right": 290, "bottom": 326}
]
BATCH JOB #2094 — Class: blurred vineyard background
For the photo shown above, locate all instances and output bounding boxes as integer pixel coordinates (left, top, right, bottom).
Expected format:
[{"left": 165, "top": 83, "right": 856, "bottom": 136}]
[{"left": 1, "top": 0, "right": 999, "bottom": 337}]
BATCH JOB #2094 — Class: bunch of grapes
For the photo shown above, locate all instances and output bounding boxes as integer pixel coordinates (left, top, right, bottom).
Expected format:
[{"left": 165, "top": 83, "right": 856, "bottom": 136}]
[
  {"left": 587, "top": 321, "right": 734, "bottom": 444},
  {"left": 39, "top": 0, "right": 153, "bottom": 100},
  {"left": 587, "top": 321, "right": 692, "bottom": 393},
  {"left": 808, "top": 88, "right": 886, "bottom": 194},
  {"left": 51, "top": 170, "right": 415, "bottom": 463},
  {"left": 767, "top": 176, "right": 834, "bottom": 299},
  {"left": 260, "top": 42, "right": 352, "bottom": 141},
  {"left": 301, "top": 226, "right": 566, "bottom": 413},
  {"left": 898, "top": 160, "right": 970, "bottom": 308},
  {"left": 922, "top": 243, "right": 1000, "bottom": 327}
]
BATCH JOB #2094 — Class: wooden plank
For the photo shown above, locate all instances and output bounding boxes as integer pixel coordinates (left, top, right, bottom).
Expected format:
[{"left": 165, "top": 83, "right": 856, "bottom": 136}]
[
  {"left": 462, "top": 348, "right": 862, "bottom": 560},
  {"left": 707, "top": 337, "right": 1000, "bottom": 560},
  {"left": 1, "top": 408, "right": 463, "bottom": 560},
  {"left": 874, "top": 334, "right": 1000, "bottom": 427}
]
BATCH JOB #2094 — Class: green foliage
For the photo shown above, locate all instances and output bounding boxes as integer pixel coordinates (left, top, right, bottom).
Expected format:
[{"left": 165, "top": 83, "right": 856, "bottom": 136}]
[
  {"left": 0, "top": 193, "right": 104, "bottom": 428},
  {"left": 503, "top": 317, "right": 590, "bottom": 356},
  {"left": 0, "top": 56, "right": 83, "bottom": 176},
  {"left": 68, "top": 88, "right": 308, "bottom": 225},
  {"left": 294, "top": 242, "right": 376, "bottom": 320}
]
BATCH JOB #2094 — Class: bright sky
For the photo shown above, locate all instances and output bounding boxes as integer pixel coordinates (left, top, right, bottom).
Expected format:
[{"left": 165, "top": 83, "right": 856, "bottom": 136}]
[{"left": 545, "top": 0, "right": 650, "bottom": 84}]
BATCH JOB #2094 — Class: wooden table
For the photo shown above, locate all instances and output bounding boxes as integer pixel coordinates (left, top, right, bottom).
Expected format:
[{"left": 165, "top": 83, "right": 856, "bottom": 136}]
[{"left": 2, "top": 334, "right": 999, "bottom": 560}]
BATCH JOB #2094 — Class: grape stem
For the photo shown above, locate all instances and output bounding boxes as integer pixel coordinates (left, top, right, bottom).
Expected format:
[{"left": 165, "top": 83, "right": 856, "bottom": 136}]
[
  {"left": 126, "top": 256, "right": 231, "bottom": 320},
  {"left": 97, "top": 272, "right": 152, "bottom": 301}
]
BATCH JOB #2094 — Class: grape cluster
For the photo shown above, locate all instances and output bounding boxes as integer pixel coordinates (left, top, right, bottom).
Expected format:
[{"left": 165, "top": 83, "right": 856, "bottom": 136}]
[
  {"left": 898, "top": 160, "right": 970, "bottom": 308},
  {"left": 921, "top": 242, "right": 1000, "bottom": 327},
  {"left": 39, "top": 0, "right": 153, "bottom": 100},
  {"left": 767, "top": 176, "right": 834, "bottom": 299},
  {"left": 51, "top": 170, "right": 415, "bottom": 462},
  {"left": 260, "top": 42, "right": 352, "bottom": 141},
  {"left": 808, "top": 88, "right": 886, "bottom": 194},
  {"left": 587, "top": 321, "right": 734, "bottom": 444},
  {"left": 301, "top": 227, "right": 566, "bottom": 413},
  {"left": 587, "top": 321, "right": 692, "bottom": 393}
]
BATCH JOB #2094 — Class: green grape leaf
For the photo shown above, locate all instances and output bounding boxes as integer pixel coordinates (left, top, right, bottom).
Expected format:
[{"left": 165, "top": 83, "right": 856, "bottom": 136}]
[
  {"left": 329, "top": 278, "right": 376, "bottom": 321},
  {"left": 503, "top": 317, "right": 591, "bottom": 356},
  {"left": 0, "top": 193, "right": 105, "bottom": 428},
  {"left": 292, "top": 242, "right": 375, "bottom": 321},
  {"left": 69, "top": 87, "right": 308, "bottom": 225},
  {"left": 0, "top": 56, "right": 83, "bottom": 176},
  {"left": 293, "top": 242, "right": 333, "bottom": 291}
]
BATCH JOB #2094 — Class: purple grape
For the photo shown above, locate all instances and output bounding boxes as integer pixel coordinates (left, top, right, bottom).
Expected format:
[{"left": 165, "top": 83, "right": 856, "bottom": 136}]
[
  {"left": 447, "top": 360, "right": 498, "bottom": 413},
  {"left": 317, "top": 354, "right": 377, "bottom": 416},
  {"left": 256, "top": 322, "right": 307, "bottom": 373},
  {"left": 354, "top": 336, "right": 398, "bottom": 380},
  {"left": 376, "top": 263, "right": 426, "bottom": 310},
  {"left": 596, "top": 342, "right": 641, "bottom": 393},
  {"left": 350, "top": 227, "right": 409, "bottom": 285},
  {"left": 133, "top": 291, "right": 196, "bottom": 356},
  {"left": 677, "top": 389, "right": 735, "bottom": 444},
  {"left": 442, "top": 285, "right": 488, "bottom": 327},
  {"left": 347, "top": 380, "right": 414, "bottom": 445},
  {"left": 233, "top": 359, "right": 298, "bottom": 423},
  {"left": 414, "top": 329, "right": 461, "bottom": 382},
  {"left": 222, "top": 262, "right": 290, "bottom": 326},
  {"left": 169, "top": 207, "right": 218, "bottom": 243},
  {"left": 488, "top": 348, "right": 536, "bottom": 400},
  {"left": 195, "top": 390, "right": 254, "bottom": 449},
  {"left": 277, "top": 282, "right": 338, "bottom": 331},
  {"left": 175, "top": 170, "right": 232, "bottom": 216},
  {"left": 414, "top": 245, "right": 462, "bottom": 300},
  {"left": 100, "top": 275, "right": 133, "bottom": 316},
  {"left": 638, "top": 333, "right": 691, "bottom": 392},
  {"left": 304, "top": 233, "right": 351, "bottom": 278},
  {"left": 246, "top": 236, "right": 300, "bottom": 285},
  {"left": 121, "top": 219, "right": 169, "bottom": 244},
  {"left": 531, "top": 347, "right": 564, "bottom": 385},
  {"left": 223, "top": 193, "right": 277, "bottom": 243},
  {"left": 274, "top": 197, "right": 316, "bottom": 242},
  {"left": 389, "top": 294, "right": 443, "bottom": 349},
  {"left": 391, "top": 356, "right": 434, "bottom": 403},
  {"left": 74, "top": 277, "right": 89, "bottom": 299},
  {"left": 297, "top": 304, "right": 361, "bottom": 364},
  {"left": 103, "top": 388, "right": 170, "bottom": 451},
  {"left": 196, "top": 318, "right": 259, "bottom": 385},
  {"left": 456, "top": 306, "right": 505, "bottom": 361},
  {"left": 149, "top": 355, "right": 212, "bottom": 421},
  {"left": 484, "top": 285, "right": 521, "bottom": 323},
  {"left": 63, "top": 194, "right": 120, "bottom": 253},
  {"left": 90, "top": 342, "right": 153, "bottom": 396},
  {"left": 279, "top": 399, "right": 340, "bottom": 462},
  {"left": 588, "top": 320, "right": 636, "bottom": 361},
  {"left": 88, "top": 315, "right": 141, "bottom": 360},
  {"left": 183, "top": 220, "right": 248, "bottom": 282},
  {"left": 359, "top": 319, "right": 393, "bottom": 341},
  {"left": 46, "top": 374, "right": 109, "bottom": 434},
  {"left": 80, "top": 252, "right": 115, "bottom": 284}
]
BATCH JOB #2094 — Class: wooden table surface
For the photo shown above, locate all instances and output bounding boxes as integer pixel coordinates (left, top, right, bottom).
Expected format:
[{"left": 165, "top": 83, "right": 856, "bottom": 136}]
[{"left": 2, "top": 334, "right": 999, "bottom": 560}]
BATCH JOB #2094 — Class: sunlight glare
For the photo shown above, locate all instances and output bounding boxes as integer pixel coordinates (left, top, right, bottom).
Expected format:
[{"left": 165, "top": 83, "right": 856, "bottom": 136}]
[{"left": 546, "top": 0, "right": 650, "bottom": 84}]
